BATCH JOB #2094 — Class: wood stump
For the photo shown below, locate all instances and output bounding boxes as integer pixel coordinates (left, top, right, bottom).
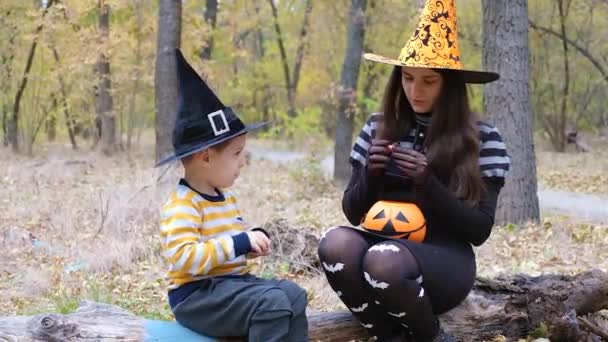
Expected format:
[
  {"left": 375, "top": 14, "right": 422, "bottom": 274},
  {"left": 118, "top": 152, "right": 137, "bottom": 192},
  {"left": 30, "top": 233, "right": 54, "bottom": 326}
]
[{"left": 1, "top": 270, "right": 607, "bottom": 341}]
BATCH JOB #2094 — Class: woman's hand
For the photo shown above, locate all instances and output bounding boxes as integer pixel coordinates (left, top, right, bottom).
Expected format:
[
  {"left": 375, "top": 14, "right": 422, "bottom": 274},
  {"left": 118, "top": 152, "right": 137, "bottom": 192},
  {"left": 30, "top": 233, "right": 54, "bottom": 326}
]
[
  {"left": 366, "top": 139, "right": 392, "bottom": 176},
  {"left": 390, "top": 146, "right": 430, "bottom": 184}
]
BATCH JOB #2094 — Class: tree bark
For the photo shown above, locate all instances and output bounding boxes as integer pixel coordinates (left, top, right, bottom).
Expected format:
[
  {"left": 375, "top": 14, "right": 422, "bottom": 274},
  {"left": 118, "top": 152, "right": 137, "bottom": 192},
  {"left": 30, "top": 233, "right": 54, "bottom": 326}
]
[
  {"left": 306, "top": 270, "right": 608, "bottom": 341},
  {"left": 49, "top": 45, "right": 78, "bottom": 150},
  {"left": 0, "top": 301, "right": 145, "bottom": 341},
  {"left": 154, "top": 0, "right": 182, "bottom": 164},
  {"left": 46, "top": 93, "right": 58, "bottom": 141},
  {"left": 9, "top": 0, "right": 55, "bottom": 152},
  {"left": 2, "top": 105, "right": 8, "bottom": 147},
  {"left": 333, "top": 0, "right": 367, "bottom": 183},
  {"left": 482, "top": 0, "right": 540, "bottom": 224},
  {"left": 28, "top": 94, "right": 53, "bottom": 155},
  {"left": 268, "top": 0, "right": 296, "bottom": 118},
  {"left": 96, "top": 0, "right": 116, "bottom": 155},
  {"left": 266, "top": 0, "right": 313, "bottom": 120},
  {"left": 252, "top": 3, "right": 271, "bottom": 123},
  {"left": 200, "top": 0, "right": 218, "bottom": 61},
  {"left": 1, "top": 271, "right": 607, "bottom": 341},
  {"left": 290, "top": 0, "right": 313, "bottom": 102},
  {"left": 1, "top": 12, "right": 17, "bottom": 147},
  {"left": 556, "top": 0, "right": 571, "bottom": 153},
  {"left": 126, "top": 0, "right": 144, "bottom": 150}
]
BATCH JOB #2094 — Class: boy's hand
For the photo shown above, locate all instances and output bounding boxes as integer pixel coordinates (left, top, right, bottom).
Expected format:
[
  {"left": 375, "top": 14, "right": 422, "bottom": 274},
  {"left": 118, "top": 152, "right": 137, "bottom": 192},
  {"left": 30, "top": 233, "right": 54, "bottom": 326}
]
[
  {"left": 246, "top": 252, "right": 262, "bottom": 259},
  {"left": 247, "top": 231, "right": 271, "bottom": 256}
]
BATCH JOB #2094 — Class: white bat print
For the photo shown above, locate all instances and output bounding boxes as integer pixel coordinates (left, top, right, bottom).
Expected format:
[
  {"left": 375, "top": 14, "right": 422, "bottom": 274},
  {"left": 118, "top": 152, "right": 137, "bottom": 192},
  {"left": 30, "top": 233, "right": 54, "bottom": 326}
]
[
  {"left": 418, "top": 287, "right": 425, "bottom": 297},
  {"left": 415, "top": 275, "right": 423, "bottom": 284},
  {"left": 360, "top": 323, "right": 374, "bottom": 329},
  {"left": 388, "top": 311, "right": 406, "bottom": 318},
  {"left": 401, "top": 323, "right": 410, "bottom": 329},
  {"left": 350, "top": 303, "right": 368, "bottom": 312},
  {"left": 364, "top": 272, "right": 389, "bottom": 289},
  {"left": 375, "top": 300, "right": 380, "bottom": 305},
  {"left": 369, "top": 244, "right": 400, "bottom": 253},
  {"left": 322, "top": 262, "right": 345, "bottom": 273}
]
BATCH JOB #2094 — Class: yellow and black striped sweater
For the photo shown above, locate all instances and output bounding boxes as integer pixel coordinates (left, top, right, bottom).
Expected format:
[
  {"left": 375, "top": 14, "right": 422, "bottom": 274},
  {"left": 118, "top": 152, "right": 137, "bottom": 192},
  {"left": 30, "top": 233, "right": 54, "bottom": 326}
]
[{"left": 161, "top": 179, "right": 254, "bottom": 308}]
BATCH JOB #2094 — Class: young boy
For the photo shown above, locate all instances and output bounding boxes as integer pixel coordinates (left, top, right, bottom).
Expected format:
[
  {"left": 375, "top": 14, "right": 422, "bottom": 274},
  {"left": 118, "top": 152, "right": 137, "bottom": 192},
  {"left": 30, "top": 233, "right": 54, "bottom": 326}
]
[{"left": 157, "top": 50, "right": 308, "bottom": 342}]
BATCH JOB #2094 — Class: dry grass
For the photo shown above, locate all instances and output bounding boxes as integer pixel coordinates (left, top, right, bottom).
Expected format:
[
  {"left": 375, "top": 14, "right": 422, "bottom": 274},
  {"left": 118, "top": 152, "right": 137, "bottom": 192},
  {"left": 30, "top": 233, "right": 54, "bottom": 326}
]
[
  {"left": 0, "top": 139, "right": 607, "bottom": 325},
  {"left": 535, "top": 136, "right": 608, "bottom": 195}
]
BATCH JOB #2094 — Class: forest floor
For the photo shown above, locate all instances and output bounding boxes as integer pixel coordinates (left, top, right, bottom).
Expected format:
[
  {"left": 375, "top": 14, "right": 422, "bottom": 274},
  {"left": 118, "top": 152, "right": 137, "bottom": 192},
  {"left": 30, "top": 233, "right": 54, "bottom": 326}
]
[{"left": 1, "top": 136, "right": 607, "bottom": 341}]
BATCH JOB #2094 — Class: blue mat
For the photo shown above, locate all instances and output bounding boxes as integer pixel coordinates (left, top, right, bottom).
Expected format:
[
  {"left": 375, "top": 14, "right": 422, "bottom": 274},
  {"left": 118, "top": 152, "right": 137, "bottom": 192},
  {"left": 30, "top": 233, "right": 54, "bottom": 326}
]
[{"left": 144, "top": 320, "right": 218, "bottom": 341}]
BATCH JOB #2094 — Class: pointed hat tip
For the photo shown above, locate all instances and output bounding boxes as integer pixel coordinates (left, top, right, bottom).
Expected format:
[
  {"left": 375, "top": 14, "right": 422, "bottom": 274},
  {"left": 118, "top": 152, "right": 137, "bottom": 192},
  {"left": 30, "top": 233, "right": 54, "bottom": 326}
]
[{"left": 173, "top": 49, "right": 225, "bottom": 113}]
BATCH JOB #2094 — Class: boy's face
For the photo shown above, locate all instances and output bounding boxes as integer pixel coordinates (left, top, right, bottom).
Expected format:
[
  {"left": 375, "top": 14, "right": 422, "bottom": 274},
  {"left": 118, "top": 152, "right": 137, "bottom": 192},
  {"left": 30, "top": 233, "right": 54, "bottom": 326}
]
[{"left": 206, "top": 134, "right": 248, "bottom": 188}]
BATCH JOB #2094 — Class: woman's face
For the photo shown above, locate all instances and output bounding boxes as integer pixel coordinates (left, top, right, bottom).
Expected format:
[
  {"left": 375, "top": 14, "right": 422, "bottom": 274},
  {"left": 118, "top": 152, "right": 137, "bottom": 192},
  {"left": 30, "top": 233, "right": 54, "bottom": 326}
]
[{"left": 401, "top": 66, "right": 444, "bottom": 114}]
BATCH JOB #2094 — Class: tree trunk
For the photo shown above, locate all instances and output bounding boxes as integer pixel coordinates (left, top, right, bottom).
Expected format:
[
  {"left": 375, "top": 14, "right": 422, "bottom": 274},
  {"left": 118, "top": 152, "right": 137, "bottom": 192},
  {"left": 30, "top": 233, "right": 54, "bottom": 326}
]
[
  {"left": 96, "top": 0, "right": 116, "bottom": 156},
  {"left": 553, "top": 0, "right": 571, "bottom": 153},
  {"left": 50, "top": 45, "right": 78, "bottom": 150},
  {"left": 308, "top": 270, "right": 608, "bottom": 341},
  {"left": 126, "top": 0, "right": 144, "bottom": 150},
  {"left": 1, "top": 12, "right": 17, "bottom": 148},
  {"left": 46, "top": 94, "right": 57, "bottom": 141},
  {"left": 482, "top": 0, "right": 540, "bottom": 224},
  {"left": 333, "top": 0, "right": 367, "bottom": 183},
  {"left": 231, "top": 29, "right": 248, "bottom": 83},
  {"left": 154, "top": 0, "right": 182, "bottom": 164},
  {"left": 290, "top": 0, "right": 313, "bottom": 102},
  {"left": 28, "top": 94, "right": 52, "bottom": 155},
  {"left": 253, "top": 3, "right": 271, "bottom": 124},
  {"left": 268, "top": 0, "right": 297, "bottom": 118},
  {"left": 200, "top": 0, "right": 218, "bottom": 61},
  {"left": 2, "top": 105, "right": 8, "bottom": 147},
  {"left": 10, "top": 0, "right": 55, "bottom": 152},
  {"left": 1, "top": 271, "right": 607, "bottom": 341}
]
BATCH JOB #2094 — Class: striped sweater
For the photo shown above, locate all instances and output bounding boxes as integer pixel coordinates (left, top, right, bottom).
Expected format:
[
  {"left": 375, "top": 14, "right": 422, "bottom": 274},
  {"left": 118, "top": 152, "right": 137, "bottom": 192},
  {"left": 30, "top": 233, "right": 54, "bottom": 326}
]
[
  {"left": 350, "top": 113, "right": 510, "bottom": 179},
  {"left": 160, "top": 179, "right": 252, "bottom": 297},
  {"left": 343, "top": 113, "right": 510, "bottom": 246}
]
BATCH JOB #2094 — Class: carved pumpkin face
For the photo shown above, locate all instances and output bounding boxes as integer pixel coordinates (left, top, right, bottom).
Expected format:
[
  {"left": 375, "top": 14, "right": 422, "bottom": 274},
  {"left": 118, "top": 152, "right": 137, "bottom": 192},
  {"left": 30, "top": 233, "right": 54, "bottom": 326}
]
[{"left": 361, "top": 201, "right": 426, "bottom": 242}]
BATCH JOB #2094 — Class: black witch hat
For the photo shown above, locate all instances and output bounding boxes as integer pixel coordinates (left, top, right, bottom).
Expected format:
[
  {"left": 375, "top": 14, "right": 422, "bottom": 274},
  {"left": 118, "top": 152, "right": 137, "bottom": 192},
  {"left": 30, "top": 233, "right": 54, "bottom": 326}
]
[{"left": 156, "top": 49, "right": 267, "bottom": 167}]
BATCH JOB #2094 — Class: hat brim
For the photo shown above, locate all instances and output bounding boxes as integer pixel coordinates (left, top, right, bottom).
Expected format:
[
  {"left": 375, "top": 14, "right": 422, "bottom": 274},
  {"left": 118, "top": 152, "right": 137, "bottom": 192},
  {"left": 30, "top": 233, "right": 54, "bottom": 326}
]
[
  {"left": 155, "top": 121, "right": 268, "bottom": 167},
  {"left": 363, "top": 53, "right": 499, "bottom": 84}
]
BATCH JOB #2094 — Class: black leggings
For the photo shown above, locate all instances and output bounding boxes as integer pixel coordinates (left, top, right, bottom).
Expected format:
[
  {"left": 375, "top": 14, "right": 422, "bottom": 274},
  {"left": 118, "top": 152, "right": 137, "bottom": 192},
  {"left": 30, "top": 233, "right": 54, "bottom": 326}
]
[{"left": 318, "top": 227, "right": 439, "bottom": 342}]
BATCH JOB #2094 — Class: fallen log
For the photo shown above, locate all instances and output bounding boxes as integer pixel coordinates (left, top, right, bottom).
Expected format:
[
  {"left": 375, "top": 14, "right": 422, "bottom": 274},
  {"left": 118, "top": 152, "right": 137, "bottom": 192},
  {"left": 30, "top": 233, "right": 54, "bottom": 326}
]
[{"left": 1, "top": 270, "right": 607, "bottom": 341}]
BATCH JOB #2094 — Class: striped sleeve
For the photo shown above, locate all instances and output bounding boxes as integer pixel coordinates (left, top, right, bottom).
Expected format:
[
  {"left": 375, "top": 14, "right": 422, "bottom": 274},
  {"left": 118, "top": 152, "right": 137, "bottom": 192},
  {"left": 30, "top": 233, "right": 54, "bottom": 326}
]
[
  {"left": 160, "top": 194, "right": 237, "bottom": 277},
  {"left": 350, "top": 113, "right": 381, "bottom": 167},
  {"left": 477, "top": 121, "right": 510, "bottom": 179}
]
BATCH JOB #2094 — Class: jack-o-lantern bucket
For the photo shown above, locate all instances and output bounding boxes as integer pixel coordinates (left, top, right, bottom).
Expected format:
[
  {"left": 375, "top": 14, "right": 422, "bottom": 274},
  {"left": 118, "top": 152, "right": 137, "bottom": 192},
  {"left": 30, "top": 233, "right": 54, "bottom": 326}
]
[{"left": 361, "top": 201, "right": 426, "bottom": 242}]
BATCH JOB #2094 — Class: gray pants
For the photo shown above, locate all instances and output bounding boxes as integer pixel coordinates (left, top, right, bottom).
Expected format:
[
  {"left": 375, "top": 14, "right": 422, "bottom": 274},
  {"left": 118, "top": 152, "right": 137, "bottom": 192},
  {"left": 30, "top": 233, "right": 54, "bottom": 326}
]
[{"left": 172, "top": 275, "right": 308, "bottom": 342}]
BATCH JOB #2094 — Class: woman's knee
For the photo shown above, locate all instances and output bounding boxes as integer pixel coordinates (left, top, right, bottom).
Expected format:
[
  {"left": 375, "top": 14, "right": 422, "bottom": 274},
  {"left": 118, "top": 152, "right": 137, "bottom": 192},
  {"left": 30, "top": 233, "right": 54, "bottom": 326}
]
[
  {"left": 317, "top": 226, "right": 365, "bottom": 260},
  {"left": 362, "top": 241, "right": 420, "bottom": 285}
]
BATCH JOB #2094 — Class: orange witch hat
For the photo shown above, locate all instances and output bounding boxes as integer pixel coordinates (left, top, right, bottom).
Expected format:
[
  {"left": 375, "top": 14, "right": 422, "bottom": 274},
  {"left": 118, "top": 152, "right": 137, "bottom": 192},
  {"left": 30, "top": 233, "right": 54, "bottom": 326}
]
[{"left": 363, "top": 0, "right": 499, "bottom": 84}]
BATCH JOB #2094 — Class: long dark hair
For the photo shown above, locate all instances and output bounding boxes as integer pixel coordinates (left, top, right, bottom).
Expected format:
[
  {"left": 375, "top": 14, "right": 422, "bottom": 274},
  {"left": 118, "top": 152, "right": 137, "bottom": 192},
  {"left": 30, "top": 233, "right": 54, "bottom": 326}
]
[{"left": 378, "top": 66, "right": 484, "bottom": 205}]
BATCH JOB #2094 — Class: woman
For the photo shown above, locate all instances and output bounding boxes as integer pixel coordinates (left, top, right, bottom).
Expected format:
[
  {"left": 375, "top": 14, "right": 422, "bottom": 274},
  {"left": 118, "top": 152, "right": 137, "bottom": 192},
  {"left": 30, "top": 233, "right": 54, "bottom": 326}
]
[{"left": 318, "top": 1, "right": 510, "bottom": 341}]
